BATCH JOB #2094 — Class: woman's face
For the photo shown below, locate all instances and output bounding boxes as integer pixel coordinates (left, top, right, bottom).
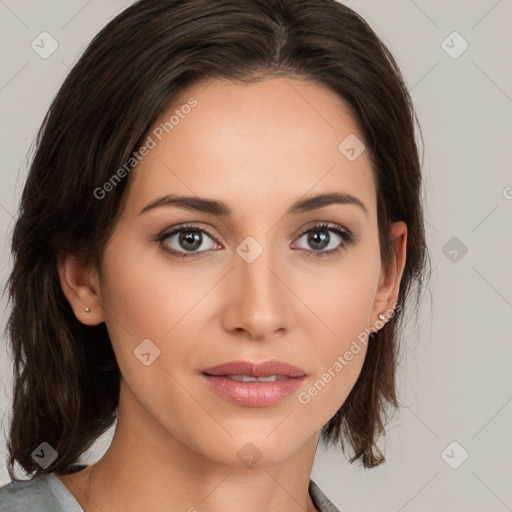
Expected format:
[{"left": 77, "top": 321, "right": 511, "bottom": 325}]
[{"left": 83, "top": 77, "right": 405, "bottom": 467}]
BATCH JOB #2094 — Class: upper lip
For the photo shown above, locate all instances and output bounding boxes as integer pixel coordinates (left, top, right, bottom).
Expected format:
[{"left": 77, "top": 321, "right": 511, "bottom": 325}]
[{"left": 202, "top": 360, "right": 306, "bottom": 378}]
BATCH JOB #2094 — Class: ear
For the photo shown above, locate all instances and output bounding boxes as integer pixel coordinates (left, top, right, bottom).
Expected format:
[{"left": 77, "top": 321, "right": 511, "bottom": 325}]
[
  {"left": 57, "top": 251, "right": 105, "bottom": 326},
  {"left": 370, "top": 221, "right": 407, "bottom": 328}
]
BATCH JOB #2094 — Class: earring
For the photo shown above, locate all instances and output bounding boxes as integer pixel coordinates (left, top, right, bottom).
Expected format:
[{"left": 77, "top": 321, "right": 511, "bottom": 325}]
[
  {"left": 378, "top": 313, "right": 385, "bottom": 321},
  {"left": 85, "top": 307, "right": 91, "bottom": 313}
]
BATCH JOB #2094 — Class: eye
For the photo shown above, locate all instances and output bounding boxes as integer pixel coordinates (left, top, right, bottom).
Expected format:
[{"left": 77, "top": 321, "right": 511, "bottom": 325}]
[
  {"left": 293, "top": 222, "right": 355, "bottom": 258},
  {"left": 157, "top": 224, "right": 220, "bottom": 258},
  {"left": 155, "top": 221, "right": 355, "bottom": 260}
]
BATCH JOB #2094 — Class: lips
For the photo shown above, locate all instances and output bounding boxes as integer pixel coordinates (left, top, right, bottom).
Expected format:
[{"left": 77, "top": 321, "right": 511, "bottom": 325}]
[
  {"left": 201, "top": 359, "right": 307, "bottom": 407},
  {"left": 201, "top": 360, "right": 306, "bottom": 378}
]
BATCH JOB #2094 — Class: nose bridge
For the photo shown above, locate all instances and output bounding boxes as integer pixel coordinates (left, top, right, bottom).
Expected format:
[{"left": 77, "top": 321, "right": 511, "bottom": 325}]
[
  {"left": 226, "top": 233, "right": 290, "bottom": 337},
  {"left": 236, "top": 233, "right": 280, "bottom": 303}
]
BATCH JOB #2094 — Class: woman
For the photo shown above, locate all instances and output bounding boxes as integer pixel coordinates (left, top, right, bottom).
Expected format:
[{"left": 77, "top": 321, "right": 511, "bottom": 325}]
[{"left": 0, "top": 0, "right": 429, "bottom": 510}]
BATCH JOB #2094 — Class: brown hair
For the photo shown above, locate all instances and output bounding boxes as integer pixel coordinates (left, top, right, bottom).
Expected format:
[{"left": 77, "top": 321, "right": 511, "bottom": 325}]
[{"left": 4, "top": 0, "right": 430, "bottom": 479}]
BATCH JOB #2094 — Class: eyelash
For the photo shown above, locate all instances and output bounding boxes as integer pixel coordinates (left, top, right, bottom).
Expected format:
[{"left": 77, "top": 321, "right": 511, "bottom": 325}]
[{"left": 155, "top": 222, "right": 355, "bottom": 259}]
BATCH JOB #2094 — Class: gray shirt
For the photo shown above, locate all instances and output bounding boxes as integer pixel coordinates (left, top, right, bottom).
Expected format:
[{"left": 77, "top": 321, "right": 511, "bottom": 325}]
[{"left": 0, "top": 473, "right": 340, "bottom": 511}]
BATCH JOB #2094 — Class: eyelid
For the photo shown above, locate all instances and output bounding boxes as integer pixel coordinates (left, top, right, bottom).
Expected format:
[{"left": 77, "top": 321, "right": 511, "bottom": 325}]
[{"left": 291, "top": 220, "right": 352, "bottom": 240}]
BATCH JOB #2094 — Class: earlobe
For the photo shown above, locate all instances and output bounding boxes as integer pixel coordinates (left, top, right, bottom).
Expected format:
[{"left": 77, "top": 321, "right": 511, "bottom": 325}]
[
  {"left": 371, "top": 221, "right": 407, "bottom": 327},
  {"left": 57, "top": 251, "right": 105, "bottom": 326}
]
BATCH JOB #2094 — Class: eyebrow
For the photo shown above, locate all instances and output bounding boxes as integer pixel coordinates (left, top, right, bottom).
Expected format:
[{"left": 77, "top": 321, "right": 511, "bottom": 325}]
[{"left": 139, "top": 192, "right": 368, "bottom": 218}]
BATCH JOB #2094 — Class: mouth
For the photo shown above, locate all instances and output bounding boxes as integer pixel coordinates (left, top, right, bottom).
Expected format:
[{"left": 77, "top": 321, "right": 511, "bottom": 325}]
[
  {"left": 212, "top": 374, "right": 292, "bottom": 382},
  {"left": 200, "top": 359, "right": 307, "bottom": 407}
]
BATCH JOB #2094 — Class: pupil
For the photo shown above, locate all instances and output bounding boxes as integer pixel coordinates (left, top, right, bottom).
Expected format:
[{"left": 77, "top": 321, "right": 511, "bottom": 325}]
[
  {"left": 180, "top": 230, "right": 202, "bottom": 250},
  {"left": 309, "top": 231, "right": 329, "bottom": 250}
]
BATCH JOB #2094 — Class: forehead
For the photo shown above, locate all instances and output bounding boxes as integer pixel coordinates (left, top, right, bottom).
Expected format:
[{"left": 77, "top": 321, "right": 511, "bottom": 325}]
[{"left": 125, "top": 77, "right": 376, "bottom": 219}]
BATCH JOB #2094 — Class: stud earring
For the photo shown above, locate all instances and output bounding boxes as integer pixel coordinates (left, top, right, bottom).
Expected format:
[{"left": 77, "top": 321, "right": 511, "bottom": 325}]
[
  {"left": 378, "top": 313, "right": 385, "bottom": 322},
  {"left": 85, "top": 307, "right": 91, "bottom": 313}
]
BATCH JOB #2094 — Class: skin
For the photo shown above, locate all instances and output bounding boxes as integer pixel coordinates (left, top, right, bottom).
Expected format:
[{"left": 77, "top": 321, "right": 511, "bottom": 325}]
[{"left": 57, "top": 76, "right": 407, "bottom": 512}]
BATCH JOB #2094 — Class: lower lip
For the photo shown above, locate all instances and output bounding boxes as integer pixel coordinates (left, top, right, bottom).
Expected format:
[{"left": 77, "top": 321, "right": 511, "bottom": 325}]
[{"left": 201, "top": 374, "right": 306, "bottom": 407}]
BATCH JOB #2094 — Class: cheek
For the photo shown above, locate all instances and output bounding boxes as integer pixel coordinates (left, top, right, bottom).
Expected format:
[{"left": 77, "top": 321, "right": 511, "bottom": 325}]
[
  {"left": 98, "top": 238, "right": 186, "bottom": 362},
  {"left": 98, "top": 235, "right": 226, "bottom": 377},
  {"left": 295, "top": 247, "right": 380, "bottom": 419},
  {"left": 296, "top": 290, "right": 373, "bottom": 429},
  {"left": 302, "top": 240, "right": 381, "bottom": 343}
]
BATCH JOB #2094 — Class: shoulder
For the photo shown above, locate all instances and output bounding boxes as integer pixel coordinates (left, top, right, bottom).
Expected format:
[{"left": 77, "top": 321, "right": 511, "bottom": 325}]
[
  {"left": 0, "top": 473, "right": 68, "bottom": 512},
  {"left": 309, "top": 479, "right": 341, "bottom": 512}
]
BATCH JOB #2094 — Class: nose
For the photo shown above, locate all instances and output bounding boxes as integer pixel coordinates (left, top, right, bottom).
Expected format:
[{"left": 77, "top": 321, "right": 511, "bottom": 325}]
[{"left": 222, "top": 239, "right": 293, "bottom": 340}]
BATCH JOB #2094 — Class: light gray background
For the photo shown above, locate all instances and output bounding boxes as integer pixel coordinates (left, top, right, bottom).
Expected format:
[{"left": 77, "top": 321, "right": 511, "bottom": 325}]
[{"left": 1, "top": 1, "right": 511, "bottom": 511}]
